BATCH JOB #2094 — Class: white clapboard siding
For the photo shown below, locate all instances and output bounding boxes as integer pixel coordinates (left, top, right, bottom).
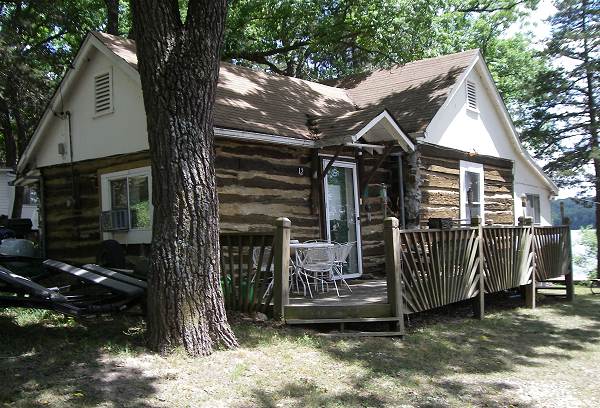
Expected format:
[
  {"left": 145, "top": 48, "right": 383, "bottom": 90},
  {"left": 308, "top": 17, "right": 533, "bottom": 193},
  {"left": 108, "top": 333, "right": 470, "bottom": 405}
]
[{"left": 0, "top": 170, "right": 14, "bottom": 217}]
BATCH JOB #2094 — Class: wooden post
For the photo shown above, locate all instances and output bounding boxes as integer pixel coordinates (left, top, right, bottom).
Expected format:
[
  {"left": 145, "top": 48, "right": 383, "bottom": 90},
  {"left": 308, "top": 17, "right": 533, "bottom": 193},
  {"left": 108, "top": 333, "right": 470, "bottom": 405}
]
[
  {"left": 471, "top": 216, "right": 485, "bottom": 319},
  {"left": 519, "top": 216, "right": 536, "bottom": 309},
  {"left": 273, "top": 217, "right": 291, "bottom": 320},
  {"left": 384, "top": 217, "right": 405, "bottom": 334}
]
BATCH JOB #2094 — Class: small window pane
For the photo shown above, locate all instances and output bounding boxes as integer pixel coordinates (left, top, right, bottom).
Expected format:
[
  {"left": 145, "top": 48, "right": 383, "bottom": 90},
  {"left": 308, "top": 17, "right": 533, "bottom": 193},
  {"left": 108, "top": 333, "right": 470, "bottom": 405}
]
[
  {"left": 22, "top": 186, "right": 39, "bottom": 206},
  {"left": 129, "top": 176, "right": 150, "bottom": 229},
  {"left": 466, "top": 171, "right": 481, "bottom": 203},
  {"left": 110, "top": 179, "right": 128, "bottom": 209},
  {"left": 526, "top": 194, "right": 541, "bottom": 224},
  {"left": 464, "top": 170, "right": 482, "bottom": 221}
]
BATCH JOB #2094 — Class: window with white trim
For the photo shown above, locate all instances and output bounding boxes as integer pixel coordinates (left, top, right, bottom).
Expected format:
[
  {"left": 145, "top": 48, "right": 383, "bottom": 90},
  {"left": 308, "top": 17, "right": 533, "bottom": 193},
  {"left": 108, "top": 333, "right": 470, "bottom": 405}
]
[
  {"left": 94, "top": 70, "right": 113, "bottom": 116},
  {"left": 525, "top": 193, "right": 541, "bottom": 224},
  {"left": 466, "top": 80, "right": 478, "bottom": 111},
  {"left": 100, "top": 166, "right": 152, "bottom": 243},
  {"left": 460, "top": 160, "right": 484, "bottom": 223}
]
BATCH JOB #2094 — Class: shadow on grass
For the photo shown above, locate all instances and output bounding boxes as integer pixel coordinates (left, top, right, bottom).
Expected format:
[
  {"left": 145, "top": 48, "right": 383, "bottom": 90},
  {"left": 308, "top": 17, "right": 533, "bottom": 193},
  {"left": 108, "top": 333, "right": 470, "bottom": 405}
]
[
  {"left": 238, "top": 292, "right": 600, "bottom": 407},
  {"left": 0, "top": 310, "right": 157, "bottom": 407}
]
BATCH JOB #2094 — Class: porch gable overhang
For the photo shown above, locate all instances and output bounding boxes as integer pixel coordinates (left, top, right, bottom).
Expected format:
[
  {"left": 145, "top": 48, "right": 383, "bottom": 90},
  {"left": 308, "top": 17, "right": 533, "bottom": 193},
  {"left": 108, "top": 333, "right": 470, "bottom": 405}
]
[{"left": 315, "top": 110, "right": 415, "bottom": 153}]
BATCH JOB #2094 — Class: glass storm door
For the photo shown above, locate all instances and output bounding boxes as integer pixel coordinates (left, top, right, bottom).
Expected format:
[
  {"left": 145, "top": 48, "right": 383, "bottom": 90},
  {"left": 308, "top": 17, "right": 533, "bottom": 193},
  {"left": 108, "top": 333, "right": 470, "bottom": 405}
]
[{"left": 323, "top": 160, "right": 363, "bottom": 278}]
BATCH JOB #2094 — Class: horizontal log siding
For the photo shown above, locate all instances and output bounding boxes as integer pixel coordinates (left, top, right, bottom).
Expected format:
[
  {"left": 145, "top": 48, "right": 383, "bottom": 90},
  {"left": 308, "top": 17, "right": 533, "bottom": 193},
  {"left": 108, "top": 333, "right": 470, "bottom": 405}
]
[
  {"left": 216, "top": 140, "right": 319, "bottom": 239},
  {"left": 483, "top": 164, "right": 514, "bottom": 224},
  {"left": 41, "top": 141, "right": 319, "bottom": 263},
  {"left": 42, "top": 151, "right": 151, "bottom": 263},
  {"left": 418, "top": 151, "right": 514, "bottom": 225}
]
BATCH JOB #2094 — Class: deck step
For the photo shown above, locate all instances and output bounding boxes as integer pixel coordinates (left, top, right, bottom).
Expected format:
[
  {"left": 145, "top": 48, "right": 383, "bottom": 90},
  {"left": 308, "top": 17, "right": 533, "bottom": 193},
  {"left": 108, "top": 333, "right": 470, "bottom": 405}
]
[
  {"left": 284, "top": 303, "right": 391, "bottom": 320},
  {"left": 316, "top": 331, "right": 403, "bottom": 338},
  {"left": 286, "top": 316, "right": 401, "bottom": 325}
]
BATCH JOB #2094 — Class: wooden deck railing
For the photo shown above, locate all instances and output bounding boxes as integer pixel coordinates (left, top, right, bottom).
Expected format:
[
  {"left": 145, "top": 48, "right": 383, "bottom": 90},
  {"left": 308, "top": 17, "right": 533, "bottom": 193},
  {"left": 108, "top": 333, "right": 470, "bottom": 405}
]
[
  {"left": 533, "top": 226, "right": 570, "bottom": 281},
  {"left": 533, "top": 225, "right": 573, "bottom": 300},
  {"left": 482, "top": 223, "right": 534, "bottom": 294},
  {"left": 396, "top": 225, "right": 482, "bottom": 314},
  {"left": 219, "top": 218, "right": 290, "bottom": 317},
  {"left": 384, "top": 216, "right": 574, "bottom": 318}
]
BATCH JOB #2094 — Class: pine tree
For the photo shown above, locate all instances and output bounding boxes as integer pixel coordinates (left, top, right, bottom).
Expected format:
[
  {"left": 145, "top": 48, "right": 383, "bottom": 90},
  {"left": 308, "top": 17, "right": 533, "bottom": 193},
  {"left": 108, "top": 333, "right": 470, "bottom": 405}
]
[{"left": 520, "top": 0, "right": 599, "bottom": 277}]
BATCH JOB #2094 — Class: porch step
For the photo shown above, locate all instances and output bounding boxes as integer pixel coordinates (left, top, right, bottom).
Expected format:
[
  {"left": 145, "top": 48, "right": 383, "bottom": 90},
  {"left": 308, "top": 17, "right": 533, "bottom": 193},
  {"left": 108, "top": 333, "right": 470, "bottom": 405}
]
[
  {"left": 316, "top": 331, "right": 403, "bottom": 338},
  {"left": 286, "top": 316, "right": 401, "bottom": 325},
  {"left": 284, "top": 303, "right": 391, "bottom": 320}
]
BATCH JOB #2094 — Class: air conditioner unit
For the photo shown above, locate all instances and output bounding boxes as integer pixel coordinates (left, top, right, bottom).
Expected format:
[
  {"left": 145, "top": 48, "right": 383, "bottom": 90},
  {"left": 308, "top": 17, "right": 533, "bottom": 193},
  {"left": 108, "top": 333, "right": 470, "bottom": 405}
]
[{"left": 101, "top": 209, "right": 129, "bottom": 232}]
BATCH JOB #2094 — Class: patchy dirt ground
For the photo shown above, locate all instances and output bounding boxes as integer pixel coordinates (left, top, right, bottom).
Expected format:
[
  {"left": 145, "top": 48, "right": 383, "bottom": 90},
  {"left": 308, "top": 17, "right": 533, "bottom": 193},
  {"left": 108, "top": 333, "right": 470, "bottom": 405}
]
[{"left": 1, "top": 287, "right": 599, "bottom": 407}]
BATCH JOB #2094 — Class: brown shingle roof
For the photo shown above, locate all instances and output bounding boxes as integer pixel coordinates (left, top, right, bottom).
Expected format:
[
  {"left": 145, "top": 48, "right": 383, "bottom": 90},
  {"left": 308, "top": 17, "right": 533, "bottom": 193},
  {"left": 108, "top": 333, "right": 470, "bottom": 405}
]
[
  {"left": 93, "top": 32, "right": 477, "bottom": 141},
  {"left": 330, "top": 50, "right": 479, "bottom": 134}
]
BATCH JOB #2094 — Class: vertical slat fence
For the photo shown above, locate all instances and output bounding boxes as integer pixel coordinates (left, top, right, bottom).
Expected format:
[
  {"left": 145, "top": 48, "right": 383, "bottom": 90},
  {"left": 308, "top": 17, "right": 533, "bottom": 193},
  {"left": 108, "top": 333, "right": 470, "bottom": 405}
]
[
  {"left": 398, "top": 226, "right": 482, "bottom": 314},
  {"left": 219, "top": 231, "right": 275, "bottom": 314},
  {"left": 482, "top": 225, "right": 534, "bottom": 293},
  {"left": 533, "top": 226, "right": 570, "bottom": 281}
]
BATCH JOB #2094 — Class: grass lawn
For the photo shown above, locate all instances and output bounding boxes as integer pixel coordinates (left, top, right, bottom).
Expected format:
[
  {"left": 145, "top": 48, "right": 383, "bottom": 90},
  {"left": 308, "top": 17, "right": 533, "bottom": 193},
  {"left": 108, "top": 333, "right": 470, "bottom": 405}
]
[{"left": 1, "top": 287, "right": 599, "bottom": 407}]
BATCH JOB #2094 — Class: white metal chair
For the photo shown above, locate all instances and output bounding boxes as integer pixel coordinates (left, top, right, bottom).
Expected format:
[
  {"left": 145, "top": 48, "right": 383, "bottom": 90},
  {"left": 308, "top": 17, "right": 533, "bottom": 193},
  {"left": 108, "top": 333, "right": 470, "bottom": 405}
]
[
  {"left": 295, "top": 246, "right": 335, "bottom": 298},
  {"left": 331, "top": 242, "right": 355, "bottom": 296}
]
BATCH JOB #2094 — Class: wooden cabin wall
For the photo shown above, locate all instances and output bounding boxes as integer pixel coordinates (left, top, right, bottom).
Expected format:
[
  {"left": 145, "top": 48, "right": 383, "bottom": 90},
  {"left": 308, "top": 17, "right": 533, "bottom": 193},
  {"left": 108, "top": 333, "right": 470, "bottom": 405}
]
[
  {"left": 40, "top": 141, "right": 319, "bottom": 264},
  {"left": 416, "top": 144, "right": 515, "bottom": 225},
  {"left": 42, "top": 151, "right": 151, "bottom": 263},
  {"left": 215, "top": 140, "right": 319, "bottom": 240}
]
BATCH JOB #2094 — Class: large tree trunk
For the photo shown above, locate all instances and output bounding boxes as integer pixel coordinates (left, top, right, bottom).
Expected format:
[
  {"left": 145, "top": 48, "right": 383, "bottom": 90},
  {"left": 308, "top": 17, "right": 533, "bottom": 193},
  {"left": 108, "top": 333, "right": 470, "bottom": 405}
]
[
  {"left": 0, "top": 96, "right": 23, "bottom": 219},
  {"left": 0, "top": 97, "right": 17, "bottom": 169},
  {"left": 131, "top": 0, "right": 237, "bottom": 355},
  {"left": 11, "top": 96, "right": 27, "bottom": 219},
  {"left": 104, "top": 0, "right": 119, "bottom": 35}
]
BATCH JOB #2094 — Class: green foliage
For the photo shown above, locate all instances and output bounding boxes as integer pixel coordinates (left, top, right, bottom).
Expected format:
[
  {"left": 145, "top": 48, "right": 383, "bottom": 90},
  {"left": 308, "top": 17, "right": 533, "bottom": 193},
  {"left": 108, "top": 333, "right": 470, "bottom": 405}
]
[
  {"left": 551, "top": 198, "right": 596, "bottom": 228},
  {"left": 518, "top": 0, "right": 599, "bottom": 191},
  {"left": 224, "top": 0, "right": 546, "bottom": 108}
]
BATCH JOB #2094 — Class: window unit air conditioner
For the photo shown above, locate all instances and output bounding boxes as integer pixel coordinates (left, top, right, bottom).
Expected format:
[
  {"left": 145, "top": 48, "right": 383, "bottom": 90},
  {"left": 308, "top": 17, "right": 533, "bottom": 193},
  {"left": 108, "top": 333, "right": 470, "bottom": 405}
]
[{"left": 101, "top": 209, "right": 130, "bottom": 232}]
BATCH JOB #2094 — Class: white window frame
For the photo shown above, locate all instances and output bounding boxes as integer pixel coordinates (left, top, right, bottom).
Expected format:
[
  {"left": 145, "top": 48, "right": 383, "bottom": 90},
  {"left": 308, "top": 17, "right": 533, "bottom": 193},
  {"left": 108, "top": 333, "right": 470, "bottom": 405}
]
[
  {"left": 525, "top": 193, "right": 541, "bottom": 225},
  {"left": 100, "top": 166, "right": 152, "bottom": 244},
  {"left": 459, "top": 160, "right": 484, "bottom": 223},
  {"left": 93, "top": 68, "right": 114, "bottom": 118},
  {"left": 466, "top": 80, "right": 478, "bottom": 113}
]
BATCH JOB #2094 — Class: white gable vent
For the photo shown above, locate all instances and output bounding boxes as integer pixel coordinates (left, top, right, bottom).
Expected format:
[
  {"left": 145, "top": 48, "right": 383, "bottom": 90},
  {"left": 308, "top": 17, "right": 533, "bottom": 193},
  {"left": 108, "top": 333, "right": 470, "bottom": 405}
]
[
  {"left": 466, "top": 81, "right": 477, "bottom": 111},
  {"left": 94, "top": 71, "right": 113, "bottom": 115}
]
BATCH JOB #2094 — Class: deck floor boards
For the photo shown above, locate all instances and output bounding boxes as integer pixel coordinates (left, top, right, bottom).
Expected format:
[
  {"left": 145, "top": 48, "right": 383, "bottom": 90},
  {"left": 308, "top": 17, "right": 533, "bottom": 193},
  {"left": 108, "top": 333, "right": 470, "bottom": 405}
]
[{"left": 289, "top": 279, "right": 388, "bottom": 307}]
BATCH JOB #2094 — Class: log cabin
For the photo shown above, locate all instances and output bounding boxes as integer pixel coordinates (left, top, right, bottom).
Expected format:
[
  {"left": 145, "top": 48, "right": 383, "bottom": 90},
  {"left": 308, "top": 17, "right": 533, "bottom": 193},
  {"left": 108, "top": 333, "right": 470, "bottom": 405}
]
[{"left": 15, "top": 32, "right": 558, "bottom": 278}]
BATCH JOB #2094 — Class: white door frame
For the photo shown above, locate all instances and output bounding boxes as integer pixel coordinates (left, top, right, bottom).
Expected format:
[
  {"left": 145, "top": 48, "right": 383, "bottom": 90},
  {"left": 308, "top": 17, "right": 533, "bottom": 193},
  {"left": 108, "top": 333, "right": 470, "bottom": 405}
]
[{"left": 322, "top": 159, "right": 363, "bottom": 278}]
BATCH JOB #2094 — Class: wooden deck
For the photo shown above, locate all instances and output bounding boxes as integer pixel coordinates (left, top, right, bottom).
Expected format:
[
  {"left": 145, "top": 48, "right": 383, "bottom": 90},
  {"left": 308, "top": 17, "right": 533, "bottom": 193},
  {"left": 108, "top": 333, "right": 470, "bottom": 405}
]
[
  {"left": 289, "top": 279, "right": 388, "bottom": 306},
  {"left": 284, "top": 279, "right": 396, "bottom": 324}
]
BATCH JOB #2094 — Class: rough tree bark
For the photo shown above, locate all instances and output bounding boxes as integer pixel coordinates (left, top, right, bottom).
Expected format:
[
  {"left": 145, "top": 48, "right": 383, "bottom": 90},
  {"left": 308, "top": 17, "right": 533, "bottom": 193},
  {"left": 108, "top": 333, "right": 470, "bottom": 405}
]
[
  {"left": 0, "top": 98, "right": 16, "bottom": 169},
  {"left": 130, "top": 0, "right": 237, "bottom": 356},
  {"left": 104, "top": 0, "right": 119, "bottom": 35},
  {"left": 11, "top": 96, "right": 27, "bottom": 219},
  {"left": 0, "top": 93, "right": 23, "bottom": 219}
]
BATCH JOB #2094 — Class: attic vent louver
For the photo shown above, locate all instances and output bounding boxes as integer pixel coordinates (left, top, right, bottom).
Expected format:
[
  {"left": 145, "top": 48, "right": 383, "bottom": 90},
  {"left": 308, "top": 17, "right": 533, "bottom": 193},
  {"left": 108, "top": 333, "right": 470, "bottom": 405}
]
[
  {"left": 466, "top": 81, "right": 477, "bottom": 111},
  {"left": 94, "top": 71, "right": 113, "bottom": 115}
]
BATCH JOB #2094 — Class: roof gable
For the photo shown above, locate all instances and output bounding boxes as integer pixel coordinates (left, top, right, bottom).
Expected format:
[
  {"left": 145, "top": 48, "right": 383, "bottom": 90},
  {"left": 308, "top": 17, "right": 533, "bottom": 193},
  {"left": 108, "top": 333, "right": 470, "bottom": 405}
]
[{"left": 331, "top": 50, "right": 479, "bottom": 134}]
